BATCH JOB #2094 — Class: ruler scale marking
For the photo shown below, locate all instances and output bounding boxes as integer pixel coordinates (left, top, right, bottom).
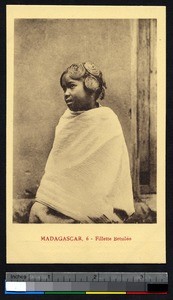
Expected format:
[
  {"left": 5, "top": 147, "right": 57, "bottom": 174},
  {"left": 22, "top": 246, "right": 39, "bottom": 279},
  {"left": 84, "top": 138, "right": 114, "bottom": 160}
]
[{"left": 5, "top": 272, "right": 168, "bottom": 294}]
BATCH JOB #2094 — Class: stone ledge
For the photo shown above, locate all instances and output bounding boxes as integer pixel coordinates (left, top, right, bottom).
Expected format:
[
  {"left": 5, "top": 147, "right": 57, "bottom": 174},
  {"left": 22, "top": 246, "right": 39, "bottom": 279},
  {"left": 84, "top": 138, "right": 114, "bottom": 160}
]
[
  {"left": 13, "top": 196, "right": 157, "bottom": 223},
  {"left": 13, "top": 199, "right": 34, "bottom": 223}
]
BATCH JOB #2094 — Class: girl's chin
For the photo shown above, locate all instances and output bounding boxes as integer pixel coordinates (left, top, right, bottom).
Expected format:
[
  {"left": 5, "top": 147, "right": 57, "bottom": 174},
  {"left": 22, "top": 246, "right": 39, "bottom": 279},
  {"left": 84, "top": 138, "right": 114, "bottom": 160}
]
[
  {"left": 68, "top": 104, "right": 80, "bottom": 112},
  {"left": 67, "top": 103, "right": 74, "bottom": 109}
]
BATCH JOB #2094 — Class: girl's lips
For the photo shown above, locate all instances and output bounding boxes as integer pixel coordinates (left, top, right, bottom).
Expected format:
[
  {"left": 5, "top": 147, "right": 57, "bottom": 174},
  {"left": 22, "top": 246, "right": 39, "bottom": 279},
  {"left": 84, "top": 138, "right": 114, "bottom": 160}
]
[
  {"left": 66, "top": 101, "right": 73, "bottom": 105},
  {"left": 65, "top": 98, "right": 73, "bottom": 104}
]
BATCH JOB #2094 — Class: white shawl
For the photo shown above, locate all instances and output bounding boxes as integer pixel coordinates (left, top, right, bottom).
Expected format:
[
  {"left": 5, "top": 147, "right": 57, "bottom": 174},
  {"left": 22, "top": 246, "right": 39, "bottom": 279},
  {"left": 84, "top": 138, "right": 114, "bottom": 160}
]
[{"left": 36, "top": 106, "right": 135, "bottom": 222}]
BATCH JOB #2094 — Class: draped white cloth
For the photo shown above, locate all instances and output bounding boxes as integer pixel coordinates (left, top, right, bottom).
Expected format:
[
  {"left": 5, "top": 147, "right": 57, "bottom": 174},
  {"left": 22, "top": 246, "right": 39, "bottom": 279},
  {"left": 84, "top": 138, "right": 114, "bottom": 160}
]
[{"left": 36, "top": 106, "right": 135, "bottom": 223}]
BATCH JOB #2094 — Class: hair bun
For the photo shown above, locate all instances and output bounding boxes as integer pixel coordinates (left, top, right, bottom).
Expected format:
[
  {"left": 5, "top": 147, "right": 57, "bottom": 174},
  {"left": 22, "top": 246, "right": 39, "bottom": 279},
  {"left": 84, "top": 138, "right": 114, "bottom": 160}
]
[
  {"left": 67, "top": 63, "right": 85, "bottom": 79},
  {"left": 85, "top": 75, "right": 100, "bottom": 91},
  {"left": 84, "top": 62, "right": 101, "bottom": 77}
]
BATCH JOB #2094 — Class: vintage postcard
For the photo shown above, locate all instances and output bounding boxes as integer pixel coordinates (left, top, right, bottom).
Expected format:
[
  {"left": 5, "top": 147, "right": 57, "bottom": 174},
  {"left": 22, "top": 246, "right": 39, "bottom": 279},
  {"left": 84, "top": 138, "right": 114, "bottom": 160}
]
[{"left": 7, "top": 5, "right": 166, "bottom": 263}]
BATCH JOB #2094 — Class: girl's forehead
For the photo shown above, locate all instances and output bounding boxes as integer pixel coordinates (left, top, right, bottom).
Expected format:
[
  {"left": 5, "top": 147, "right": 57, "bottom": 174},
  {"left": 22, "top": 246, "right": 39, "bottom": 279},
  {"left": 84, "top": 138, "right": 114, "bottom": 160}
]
[{"left": 61, "top": 73, "right": 81, "bottom": 85}]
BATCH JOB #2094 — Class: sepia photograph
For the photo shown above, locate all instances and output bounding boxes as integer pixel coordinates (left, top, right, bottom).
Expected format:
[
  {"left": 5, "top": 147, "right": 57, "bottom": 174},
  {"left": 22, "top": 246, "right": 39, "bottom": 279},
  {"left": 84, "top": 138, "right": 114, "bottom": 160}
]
[
  {"left": 7, "top": 6, "right": 165, "bottom": 263},
  {"left": 13, "top": 18, "right": 157, "bottom": 224}
]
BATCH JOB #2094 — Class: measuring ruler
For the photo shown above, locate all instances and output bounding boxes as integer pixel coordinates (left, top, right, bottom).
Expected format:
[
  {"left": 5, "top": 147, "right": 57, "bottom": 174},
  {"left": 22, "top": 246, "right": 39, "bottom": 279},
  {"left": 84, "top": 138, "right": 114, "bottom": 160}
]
[{"left": 5, "top": 272, "right": 168, "bottom": 295}]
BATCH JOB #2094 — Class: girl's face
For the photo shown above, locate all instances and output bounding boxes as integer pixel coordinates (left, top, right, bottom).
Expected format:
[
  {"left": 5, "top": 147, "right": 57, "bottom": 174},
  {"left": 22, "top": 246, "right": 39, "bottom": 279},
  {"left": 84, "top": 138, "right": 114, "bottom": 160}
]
[{"left": 61, "top": 73, "right": 96, "bottom": 111}]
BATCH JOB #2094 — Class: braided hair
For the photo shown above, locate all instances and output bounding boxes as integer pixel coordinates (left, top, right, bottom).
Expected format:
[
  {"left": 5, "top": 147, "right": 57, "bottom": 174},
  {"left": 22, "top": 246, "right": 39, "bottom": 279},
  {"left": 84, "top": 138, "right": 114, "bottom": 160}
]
[{"left": 60, "top": 62, "right": 107, "bottom": 100}]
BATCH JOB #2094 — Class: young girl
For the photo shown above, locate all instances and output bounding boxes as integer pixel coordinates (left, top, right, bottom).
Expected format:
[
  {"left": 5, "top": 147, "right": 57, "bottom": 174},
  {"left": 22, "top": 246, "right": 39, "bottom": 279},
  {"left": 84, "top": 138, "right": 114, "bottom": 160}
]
[{"left": 29, "top": 62, "right": 135, "bottom": 223}]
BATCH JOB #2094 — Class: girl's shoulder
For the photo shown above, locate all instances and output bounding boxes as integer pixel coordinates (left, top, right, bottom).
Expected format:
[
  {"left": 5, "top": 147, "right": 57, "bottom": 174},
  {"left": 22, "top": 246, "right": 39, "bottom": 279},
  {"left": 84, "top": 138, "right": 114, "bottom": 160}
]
[{"left": 98, "top": 106, "right": 119, "bottom": 121}]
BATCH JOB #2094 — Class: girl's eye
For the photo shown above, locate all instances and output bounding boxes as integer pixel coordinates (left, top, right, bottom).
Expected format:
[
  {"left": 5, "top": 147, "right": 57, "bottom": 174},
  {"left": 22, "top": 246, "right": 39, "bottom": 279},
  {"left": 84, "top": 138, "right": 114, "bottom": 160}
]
[{"left": 70, "top": 84, "right": 76, "bottom": 89}]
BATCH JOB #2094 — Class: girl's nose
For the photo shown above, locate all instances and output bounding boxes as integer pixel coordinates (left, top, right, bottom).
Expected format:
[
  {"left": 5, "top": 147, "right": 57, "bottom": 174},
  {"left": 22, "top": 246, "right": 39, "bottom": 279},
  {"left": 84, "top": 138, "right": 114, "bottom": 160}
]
[{"left": 64, "top": 88, "right": 70, "bottom": 96}]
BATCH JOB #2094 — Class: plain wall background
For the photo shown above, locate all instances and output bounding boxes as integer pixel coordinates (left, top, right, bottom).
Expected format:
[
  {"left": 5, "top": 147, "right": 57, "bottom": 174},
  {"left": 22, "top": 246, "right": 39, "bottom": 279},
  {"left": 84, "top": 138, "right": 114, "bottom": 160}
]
[{"left": 14, "top": 19, "right": 132, "bottom": 198}]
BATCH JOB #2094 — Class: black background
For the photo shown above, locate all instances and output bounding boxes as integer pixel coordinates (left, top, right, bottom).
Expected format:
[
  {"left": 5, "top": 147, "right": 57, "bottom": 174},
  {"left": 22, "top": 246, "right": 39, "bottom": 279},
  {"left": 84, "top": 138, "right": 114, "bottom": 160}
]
[{"left": 0, "top": 0, "right": 173, "bottom": 299}]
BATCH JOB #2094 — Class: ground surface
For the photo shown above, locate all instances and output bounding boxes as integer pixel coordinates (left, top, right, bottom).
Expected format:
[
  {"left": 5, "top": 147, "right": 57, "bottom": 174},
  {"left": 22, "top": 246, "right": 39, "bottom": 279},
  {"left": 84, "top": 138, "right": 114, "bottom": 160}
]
[{"left": 13, "top": 195, "right": 156, "bottom": 224}]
